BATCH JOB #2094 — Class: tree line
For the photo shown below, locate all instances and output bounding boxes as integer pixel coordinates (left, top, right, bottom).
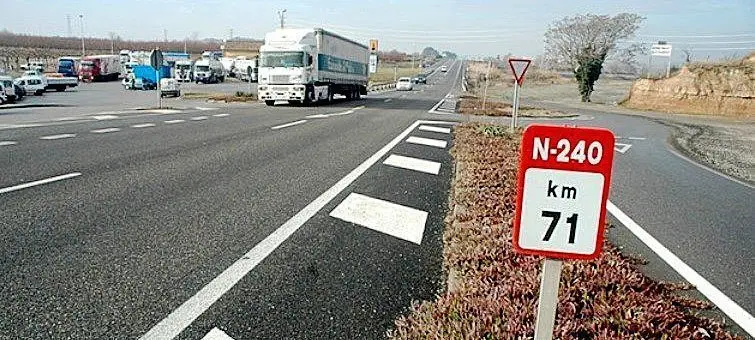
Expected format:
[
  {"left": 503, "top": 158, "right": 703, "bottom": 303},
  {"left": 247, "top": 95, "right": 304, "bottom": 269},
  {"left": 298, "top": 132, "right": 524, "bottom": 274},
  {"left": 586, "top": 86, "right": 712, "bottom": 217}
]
[{"left": 0, "top": 31, "right": 220, "bottom": 54}]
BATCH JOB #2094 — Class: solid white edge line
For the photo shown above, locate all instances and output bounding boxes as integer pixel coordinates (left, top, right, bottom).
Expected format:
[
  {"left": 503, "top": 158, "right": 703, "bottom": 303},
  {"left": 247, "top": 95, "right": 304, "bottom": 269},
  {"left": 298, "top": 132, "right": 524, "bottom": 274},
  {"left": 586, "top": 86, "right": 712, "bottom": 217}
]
[
  {"left": 271, "top": 120, "right": 307, "bottom": 130},
  {"left": 607, "top": 201, "right": 755, "bottom": 337},
  {"left": 0, "top": 172, "right": 82, "bottom": 194},
  {"left": 140, "top": 120, "right": 445, "bottom": 340}
]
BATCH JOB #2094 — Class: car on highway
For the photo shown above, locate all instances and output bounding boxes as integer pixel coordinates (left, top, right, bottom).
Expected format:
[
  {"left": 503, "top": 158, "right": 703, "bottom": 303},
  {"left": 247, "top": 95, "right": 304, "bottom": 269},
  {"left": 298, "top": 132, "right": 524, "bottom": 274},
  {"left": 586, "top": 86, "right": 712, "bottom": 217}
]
[
  {"left": 396, "top": 77, "right": 413, "bottom": 91},
  {"left": 440, "top": 65, "right": 448, "bottom": 72},
  {"left": 413, "top": 75, "right": 427, "bottom": 84}
]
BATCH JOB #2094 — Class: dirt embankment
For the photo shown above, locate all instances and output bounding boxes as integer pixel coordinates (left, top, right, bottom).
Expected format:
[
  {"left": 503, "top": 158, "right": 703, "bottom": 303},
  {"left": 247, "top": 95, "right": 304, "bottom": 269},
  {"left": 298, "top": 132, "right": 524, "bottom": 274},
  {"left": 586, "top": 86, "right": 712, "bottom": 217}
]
[{"left": 623, "top": 53, "right": 754, "bottom": 117}]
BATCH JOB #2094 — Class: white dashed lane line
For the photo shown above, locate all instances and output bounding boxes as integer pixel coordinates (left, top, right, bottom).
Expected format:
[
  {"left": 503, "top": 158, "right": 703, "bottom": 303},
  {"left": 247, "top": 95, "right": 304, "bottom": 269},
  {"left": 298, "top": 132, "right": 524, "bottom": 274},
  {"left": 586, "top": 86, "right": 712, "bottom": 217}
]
[
  {"left": 164, "top": 120, "right": 186, "bottom": 124},
  {"left": 0, "top": 141, "right": 18, "bottom": 146},
  {"left": 0, "top": 172, "right": 82, "bottom": 194},
  {"left": 132, "top": 123, "right": 156, "bottom": 128},
  {"left": 406, "top": 136, "right": 447, "bottom": 148},
  {"left": 91, "top": 128, "right": 121, "bottom": 134},
  {"left": 40, "top": 134, "right": 76, "bottom": 140},
  {"left": 213, "top": 113, "right": 230, "bottom": 118},
  {"left": 190, "top": 116, "right": 209, "bottom": 121},
  {"left": 383, "top": 154, "right": 441, "bottom": 175},
  {"left": 418, "top": 125, "right": 451, "bottom": 134},
  {"left": 271, "top": 120, "right": 307, "bottom": 130}
]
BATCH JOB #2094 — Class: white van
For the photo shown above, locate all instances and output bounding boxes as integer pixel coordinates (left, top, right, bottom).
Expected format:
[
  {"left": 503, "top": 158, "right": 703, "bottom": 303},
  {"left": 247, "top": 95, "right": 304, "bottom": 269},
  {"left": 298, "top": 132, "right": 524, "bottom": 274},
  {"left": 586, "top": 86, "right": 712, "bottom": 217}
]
[
  {"left": 15, "top": 76, "right": 46, "bottom": 95},
  {"left": 0, "top": 76, "right": 17, "bottom": 103}
]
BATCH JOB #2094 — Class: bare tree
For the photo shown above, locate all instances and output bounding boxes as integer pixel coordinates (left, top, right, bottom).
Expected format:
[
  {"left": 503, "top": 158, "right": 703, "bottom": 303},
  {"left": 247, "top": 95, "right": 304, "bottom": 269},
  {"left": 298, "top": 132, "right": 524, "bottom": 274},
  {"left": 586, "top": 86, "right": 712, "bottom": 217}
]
[{"left": 544, "top": 13, "right": 644, "bottom": 101}]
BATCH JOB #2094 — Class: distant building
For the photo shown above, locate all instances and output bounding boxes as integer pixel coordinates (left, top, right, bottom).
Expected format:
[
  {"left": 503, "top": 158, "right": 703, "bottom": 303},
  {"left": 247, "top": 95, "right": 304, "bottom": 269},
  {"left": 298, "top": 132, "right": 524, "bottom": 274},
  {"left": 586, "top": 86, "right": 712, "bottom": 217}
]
[{"left": 220, "top": 39, "right": 263, "bottom": 58}]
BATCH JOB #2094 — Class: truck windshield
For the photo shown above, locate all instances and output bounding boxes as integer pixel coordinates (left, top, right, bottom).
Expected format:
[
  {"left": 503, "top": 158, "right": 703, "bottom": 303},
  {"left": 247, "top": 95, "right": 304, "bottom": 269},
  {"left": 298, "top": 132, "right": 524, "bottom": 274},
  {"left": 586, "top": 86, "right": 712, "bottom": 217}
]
[{"left": 260, "top": 52, "right": 305, "bottom": 67}]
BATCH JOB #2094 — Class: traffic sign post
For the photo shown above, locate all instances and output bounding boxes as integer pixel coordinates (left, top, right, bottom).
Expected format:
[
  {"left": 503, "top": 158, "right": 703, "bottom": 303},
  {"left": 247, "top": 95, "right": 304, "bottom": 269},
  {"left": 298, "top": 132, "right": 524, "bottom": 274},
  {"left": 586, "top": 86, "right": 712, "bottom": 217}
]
[
  {"left": 650, "top": 42, "right": 673, "bottom": 78},
  {"left": 513, "top": 124, "right": 615, "bottom": 339},
  {"left": 508, "top": 58, "right": 531, "bottom": 131},
  {"left": 150, "top": 49, "right": 164, "bottom": 108}
]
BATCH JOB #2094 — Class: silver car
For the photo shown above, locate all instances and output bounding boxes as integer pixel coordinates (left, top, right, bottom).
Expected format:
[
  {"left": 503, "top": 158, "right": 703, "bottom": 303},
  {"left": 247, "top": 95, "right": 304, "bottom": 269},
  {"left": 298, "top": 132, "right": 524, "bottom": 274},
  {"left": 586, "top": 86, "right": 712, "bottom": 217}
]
[{"left": 396, "top": 77, "right": 413, "bottom": 91}]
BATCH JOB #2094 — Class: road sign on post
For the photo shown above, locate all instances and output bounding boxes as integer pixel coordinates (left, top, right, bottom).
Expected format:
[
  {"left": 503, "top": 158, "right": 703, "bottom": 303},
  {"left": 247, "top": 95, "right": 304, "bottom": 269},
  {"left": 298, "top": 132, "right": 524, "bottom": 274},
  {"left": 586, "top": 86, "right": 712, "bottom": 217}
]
[
  {"left": 650, "top": 43, "right": 673, "bottom": 78},
  {"left": 150, "top": 49, "right": 164, "bottom": 108},
  {"left": 513, "top": 124, "right": 615, "bottom": 339},
  {"left": 369, "top": 54, "right": 378, "bottom": 74},
  {"left": 507, "top": 58, "right": 531, "bottom": 131}
]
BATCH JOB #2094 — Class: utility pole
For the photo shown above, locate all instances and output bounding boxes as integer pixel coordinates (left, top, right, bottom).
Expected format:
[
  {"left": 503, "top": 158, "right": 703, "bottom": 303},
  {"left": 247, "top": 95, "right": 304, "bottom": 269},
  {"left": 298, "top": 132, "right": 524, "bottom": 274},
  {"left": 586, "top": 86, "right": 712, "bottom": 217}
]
[
  {"left": 66, "top": 15, "right": 72, "bottom": 37},
  {"left": 79, "top": 14, "right": 85, "bottom": 57},
  {"left": 163, "top": 29, "right": 168, "bottom": 42},
  {"left": 108, "top": 32, "right": 116, "bottom": 54},
  {"left": 277, "top": 9, "right": 287, "bottom": 29}
]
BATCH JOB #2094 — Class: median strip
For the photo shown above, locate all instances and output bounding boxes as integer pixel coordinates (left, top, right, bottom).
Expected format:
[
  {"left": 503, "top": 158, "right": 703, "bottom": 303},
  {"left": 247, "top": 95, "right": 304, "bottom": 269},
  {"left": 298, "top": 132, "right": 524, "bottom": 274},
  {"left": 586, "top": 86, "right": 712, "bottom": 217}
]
[{"left": 389, "top": 123, "right": 742, "bottom": 339}]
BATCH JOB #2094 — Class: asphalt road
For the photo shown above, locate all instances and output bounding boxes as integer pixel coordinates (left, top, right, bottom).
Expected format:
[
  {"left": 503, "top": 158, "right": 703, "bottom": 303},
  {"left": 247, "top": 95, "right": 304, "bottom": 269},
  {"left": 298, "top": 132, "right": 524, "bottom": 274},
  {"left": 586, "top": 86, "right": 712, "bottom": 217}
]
[
  {"left": 0, "top": 59, "right": 462, "bottom": 339},
  {"left": 2, "top": 57, "right": 752, "bottom": 338}
]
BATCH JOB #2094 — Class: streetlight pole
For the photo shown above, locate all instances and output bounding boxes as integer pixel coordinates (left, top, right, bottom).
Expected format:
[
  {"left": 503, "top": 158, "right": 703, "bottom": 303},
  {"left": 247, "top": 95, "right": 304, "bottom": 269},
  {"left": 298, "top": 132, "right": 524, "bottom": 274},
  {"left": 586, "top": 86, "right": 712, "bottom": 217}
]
[
  {"left": 79, "top": 14, "right": 85, "bottom": 57},
  {"left": 277, "top": 9, "right": 287, "bottom": 29}
]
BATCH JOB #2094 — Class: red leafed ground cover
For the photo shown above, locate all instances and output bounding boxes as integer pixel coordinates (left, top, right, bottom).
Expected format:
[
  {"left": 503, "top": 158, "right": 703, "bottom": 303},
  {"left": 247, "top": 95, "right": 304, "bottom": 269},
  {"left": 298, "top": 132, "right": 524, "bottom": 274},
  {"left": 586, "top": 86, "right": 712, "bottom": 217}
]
[{"left": 389, "top": 123, "right": 741, "bottom": 339}]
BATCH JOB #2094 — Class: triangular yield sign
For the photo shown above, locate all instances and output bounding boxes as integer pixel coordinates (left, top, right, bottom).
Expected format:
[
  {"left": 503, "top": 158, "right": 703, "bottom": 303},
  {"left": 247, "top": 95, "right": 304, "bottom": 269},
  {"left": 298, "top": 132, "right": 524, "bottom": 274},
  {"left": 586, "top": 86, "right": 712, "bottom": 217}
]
[{"left": 508, "top": 58, "right": 531, "bottom": 85}]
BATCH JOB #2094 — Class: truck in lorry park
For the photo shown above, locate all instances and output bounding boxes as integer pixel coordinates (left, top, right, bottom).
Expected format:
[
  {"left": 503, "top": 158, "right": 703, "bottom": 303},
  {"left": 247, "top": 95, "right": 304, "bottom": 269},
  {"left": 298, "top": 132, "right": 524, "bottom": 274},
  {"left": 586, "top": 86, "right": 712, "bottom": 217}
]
[
  {"left": 20, "top": 70, "right": 79, "bottom": 92},
  {"left": 257, "top": 28, "right": 369, "bottom": 106},
  {"left": 174, "top": 60, "right": 194, "bottom": 82},
  {"left": 234, "top": 56, "right": 259, "bottom": 82},
  {"left": 57, "top": 56, "right": 81, "bottom": 77},
  {"left": 80, "top": 55, "right": 120, "bottom": 82},
  {"left": 193, "top": 54, "right": 225, "bottom": 84}
]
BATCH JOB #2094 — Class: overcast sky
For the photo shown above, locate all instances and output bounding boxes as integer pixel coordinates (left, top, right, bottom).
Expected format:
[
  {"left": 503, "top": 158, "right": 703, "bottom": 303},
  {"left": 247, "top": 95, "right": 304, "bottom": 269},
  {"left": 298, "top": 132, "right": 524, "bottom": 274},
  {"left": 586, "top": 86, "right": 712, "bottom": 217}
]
[{"left": 1, "top": 0, "right": 753, "bottom": 60}]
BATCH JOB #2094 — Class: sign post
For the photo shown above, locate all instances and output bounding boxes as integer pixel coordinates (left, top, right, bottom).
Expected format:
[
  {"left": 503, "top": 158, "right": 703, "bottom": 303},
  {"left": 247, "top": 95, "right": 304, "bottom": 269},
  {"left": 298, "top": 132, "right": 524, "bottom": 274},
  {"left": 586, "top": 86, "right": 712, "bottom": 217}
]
[
  {"left": 650, "top": 42, "right": 673, "bottom": 78},
  {"left": 508, "top": 58, "right": 531, "bottom": 132},
  {"left": 513, "top": 124, "right": 615, "bottom": 339},
  {"left": 150, "top": 48, "right": 164, "bottom": 108}
]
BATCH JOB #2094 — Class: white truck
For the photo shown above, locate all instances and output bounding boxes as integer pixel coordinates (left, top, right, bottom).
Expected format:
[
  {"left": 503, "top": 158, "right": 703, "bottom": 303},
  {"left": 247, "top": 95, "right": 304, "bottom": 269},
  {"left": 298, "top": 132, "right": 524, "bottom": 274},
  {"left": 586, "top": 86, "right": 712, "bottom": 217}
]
[
  {"left": 257, "top": 28, "right": 369, "bottom": 106},
  {"left": 174, "top": 60, "right": 194, "bottom": 82},
  {"left": 193, "top": 55, "right": 225, "bottom": 84},
  {"left": 234, "top": 56, "right": 259, "bottom": 82},
  {"left": 220, "top": 57, "right": 236, "bottom": 77},
  {"left": 21, "top": 71, "right": 79, "bottom": 92}
]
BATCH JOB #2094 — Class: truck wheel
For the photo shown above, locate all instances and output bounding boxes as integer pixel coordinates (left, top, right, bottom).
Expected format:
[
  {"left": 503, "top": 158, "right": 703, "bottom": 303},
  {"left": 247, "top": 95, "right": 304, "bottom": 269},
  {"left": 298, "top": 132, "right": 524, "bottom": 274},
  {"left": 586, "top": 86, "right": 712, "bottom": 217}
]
[{"left": 265, "top": 100, "right": 275, "bottom": 106}]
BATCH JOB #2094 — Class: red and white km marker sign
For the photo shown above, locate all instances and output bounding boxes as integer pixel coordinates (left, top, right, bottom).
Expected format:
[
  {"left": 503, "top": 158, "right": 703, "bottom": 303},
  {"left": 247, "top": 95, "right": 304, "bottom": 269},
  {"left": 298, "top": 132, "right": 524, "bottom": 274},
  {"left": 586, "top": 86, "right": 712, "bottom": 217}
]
[{"left": 512, "top": 124, "right": 615, "bottom": 339}]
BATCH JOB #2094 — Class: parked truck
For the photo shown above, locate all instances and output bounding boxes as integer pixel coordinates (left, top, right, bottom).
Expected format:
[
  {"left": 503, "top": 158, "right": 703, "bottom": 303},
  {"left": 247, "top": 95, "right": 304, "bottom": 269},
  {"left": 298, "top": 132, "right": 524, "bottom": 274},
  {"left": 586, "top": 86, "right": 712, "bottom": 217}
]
[
  {"left": 234, "top": 56, "right": 259, "bottom": 82},
  {"left": 57, "top": 56, "right": 80, "bottom": 77},
  {"left": 80, "top": 55, "right": 120, "bottom": 82},
  {"left": 193, "top": 56, "right": 225, "bottom": 84},
  {"left": 174, "top": 60, "right": 194, "bottom": 82},
  {"left": 257, "top": 28, "right": 369, "bottom": 106}
]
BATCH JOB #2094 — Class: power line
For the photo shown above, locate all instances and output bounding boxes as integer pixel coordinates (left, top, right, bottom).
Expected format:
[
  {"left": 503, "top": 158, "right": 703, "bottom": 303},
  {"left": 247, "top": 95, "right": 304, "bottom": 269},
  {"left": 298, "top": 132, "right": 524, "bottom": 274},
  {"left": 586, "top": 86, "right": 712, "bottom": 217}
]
[{"left": 637, "top": 33, "right": 755, "bottom": 39}]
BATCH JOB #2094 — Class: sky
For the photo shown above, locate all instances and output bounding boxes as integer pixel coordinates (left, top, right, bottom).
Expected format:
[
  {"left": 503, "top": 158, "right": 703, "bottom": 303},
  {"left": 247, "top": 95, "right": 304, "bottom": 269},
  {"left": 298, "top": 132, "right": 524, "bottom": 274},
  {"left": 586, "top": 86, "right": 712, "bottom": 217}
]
[{"left": 1, "top": 0, "right": 753, "bottom": 61}]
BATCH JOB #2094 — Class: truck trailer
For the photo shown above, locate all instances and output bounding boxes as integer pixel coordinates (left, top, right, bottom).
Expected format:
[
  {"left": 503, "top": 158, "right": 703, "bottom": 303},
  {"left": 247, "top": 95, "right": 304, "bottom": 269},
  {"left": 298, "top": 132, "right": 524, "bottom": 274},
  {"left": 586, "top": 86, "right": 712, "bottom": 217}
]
[
  {"left": 80, "top": 55, "right": 120, "bottom": 82},
  {"left": 257, "top": 28, "right": 369, "bottom": 106}
]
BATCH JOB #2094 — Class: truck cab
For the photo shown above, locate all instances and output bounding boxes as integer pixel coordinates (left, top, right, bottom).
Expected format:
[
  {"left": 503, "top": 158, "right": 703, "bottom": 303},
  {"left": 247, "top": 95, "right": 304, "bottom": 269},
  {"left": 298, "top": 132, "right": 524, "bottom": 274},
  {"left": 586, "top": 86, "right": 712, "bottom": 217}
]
[
  {"left": 193, "top": 57, "right": 224, "bottom": 84},
  {"left": 57, "top": 57, "right": 81, "bottom": 77},
  {"left": 174, "top": 60, "right": 194, "bottom": 82}
]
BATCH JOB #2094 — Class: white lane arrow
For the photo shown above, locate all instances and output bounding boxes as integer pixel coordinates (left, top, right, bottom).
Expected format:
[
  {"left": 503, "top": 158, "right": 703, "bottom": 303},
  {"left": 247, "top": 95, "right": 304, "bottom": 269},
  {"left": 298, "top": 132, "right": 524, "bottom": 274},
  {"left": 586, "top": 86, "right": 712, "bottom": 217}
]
[{"left": 201, "top": 327, "right": 235, "bottom": 340}]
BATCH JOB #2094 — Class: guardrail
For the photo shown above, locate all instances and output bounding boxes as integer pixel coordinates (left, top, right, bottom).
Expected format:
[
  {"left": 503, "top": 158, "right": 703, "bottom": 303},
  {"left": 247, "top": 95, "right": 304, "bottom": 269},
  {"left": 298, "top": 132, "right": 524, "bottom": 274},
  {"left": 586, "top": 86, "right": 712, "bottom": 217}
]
[{"left": 368, "top": 82, "right": 396, "bottom": 92}]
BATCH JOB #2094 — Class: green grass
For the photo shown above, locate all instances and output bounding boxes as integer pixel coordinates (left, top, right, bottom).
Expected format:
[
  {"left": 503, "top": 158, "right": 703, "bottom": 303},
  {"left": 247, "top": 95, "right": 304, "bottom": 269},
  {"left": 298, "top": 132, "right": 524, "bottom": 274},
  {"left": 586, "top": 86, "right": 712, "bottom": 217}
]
[{"left": 369, "top": 61, "right": 423, "bottom": 84}]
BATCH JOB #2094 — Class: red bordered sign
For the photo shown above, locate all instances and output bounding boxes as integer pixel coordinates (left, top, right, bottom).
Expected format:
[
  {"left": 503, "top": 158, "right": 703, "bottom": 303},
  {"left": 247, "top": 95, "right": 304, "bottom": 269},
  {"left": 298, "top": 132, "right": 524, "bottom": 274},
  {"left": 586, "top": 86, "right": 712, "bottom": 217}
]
[{"left": 513, "top": 124, "right": 615, "bottom": 260}]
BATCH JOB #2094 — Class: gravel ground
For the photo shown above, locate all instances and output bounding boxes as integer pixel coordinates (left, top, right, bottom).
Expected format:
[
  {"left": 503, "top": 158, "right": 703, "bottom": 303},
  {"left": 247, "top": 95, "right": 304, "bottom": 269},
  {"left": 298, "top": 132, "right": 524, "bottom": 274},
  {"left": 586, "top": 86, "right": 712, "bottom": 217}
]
[{"left": 477, "top": 76, "right": 755, "bottom": 185}]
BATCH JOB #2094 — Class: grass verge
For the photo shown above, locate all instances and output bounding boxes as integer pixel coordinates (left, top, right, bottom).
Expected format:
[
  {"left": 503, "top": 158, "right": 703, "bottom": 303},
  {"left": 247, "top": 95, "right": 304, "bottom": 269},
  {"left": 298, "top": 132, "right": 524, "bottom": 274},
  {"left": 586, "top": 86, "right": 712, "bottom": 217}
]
[
  {"left": 182, "top": 92, "right": 257, "bottom": 103},
  {"left": 457, "top": 96, "right": 576, "bottom": 118},
  {"left": 388, "top": 123, "right": 741, "bottom": 339},
  {"left": 370, "top": 61, "right": 423, "bottom": 84}
]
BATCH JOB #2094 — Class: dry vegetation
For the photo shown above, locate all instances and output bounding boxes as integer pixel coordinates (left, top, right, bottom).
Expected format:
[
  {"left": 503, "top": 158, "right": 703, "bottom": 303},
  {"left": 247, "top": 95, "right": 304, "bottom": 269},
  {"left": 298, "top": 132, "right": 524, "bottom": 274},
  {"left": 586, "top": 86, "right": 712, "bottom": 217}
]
[
  {"left": 457, "top": 96, "right": 575, "bottom": 118},
  {"left": 389, "top": 123, "right": 741, "bottom": 339}
]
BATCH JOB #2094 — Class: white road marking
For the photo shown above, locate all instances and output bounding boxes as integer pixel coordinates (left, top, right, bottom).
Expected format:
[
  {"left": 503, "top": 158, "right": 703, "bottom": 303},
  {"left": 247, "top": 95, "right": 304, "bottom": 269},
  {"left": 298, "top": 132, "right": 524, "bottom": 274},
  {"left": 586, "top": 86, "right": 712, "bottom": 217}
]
[
  {"left": 615, "top": 143, "right": 632, "bottom": 154},
  {"left": 406, "top": 136, "right": 448, "bottom": 148},
  {"left": 330, "top": 193, "right": 427, "bottom": 245},
  {"left": 139, "top": 120, "right": 442, "bottom": 340},
  {"left": 271, "top": 120, "right": 307, "bottom": 130},
  {"left": 92, "top": 115, "right": 119, "bottom": 120},
  {"left": 354, "top": 106, "right": 365, "bottom": 110},
  {"left": 383, "top": 154, "right": 441, "bottom": 175},
  {"left": 201, "top": 328, "right": 235, "bottom": 340},
  {"left": 132, "top": 123, "right": 156, "bottom": 128},
  {"left": 164, "top": 120, "right": 185, "bottom": 124},
  {"left": 628, "top": 137, "right": 646, "bottom": 140},
  {"left": 384, "top": 99, "right": 392, "bottom": 102},
  {"left": 0, "top": 141, "right": 18, "bottom": 146},
  {"left": 91, "top": 128, "right": 121, "bottom": 134},
  {"left": 0, "top": 172, "right": 82, "bottom": 194},
  {"left": 195, "top": 107, "right": 220, "bottom": 111},
  {"left": 190, "top": 116, "right": 209, "bottom": 121},
  {"left": 212, "top": 113, "right": 230, "bottom": 118},
  {"left": 40, "top": 134, "right": 76, "bottom": 140},
  {"left": 419, "top": 125, "right": 451, "bottom": 134},
  {"left": 149, "top": 109, "right": 182, "bottom": 114},
  {"left": 607, "top": 201, "right": 755, "bottom": 337}
]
